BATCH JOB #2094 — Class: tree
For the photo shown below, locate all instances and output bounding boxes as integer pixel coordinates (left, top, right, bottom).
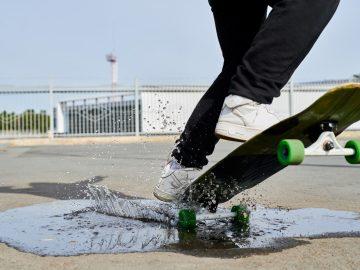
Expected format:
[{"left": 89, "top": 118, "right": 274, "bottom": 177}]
[
  {"left": 0, "top": 110, "right": 50, "bottom": 132},
  {"left": 353, "top": 73, "right": 360, "bottom": 81}
]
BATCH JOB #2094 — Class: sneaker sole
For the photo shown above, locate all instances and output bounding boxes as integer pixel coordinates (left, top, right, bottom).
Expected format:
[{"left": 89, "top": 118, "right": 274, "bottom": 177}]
[
  {"left": 153, "top": 186, "right": 177, "bottom": 202},
  {"left": 215, "top": 121, "right": 262, "bottom": 142}
]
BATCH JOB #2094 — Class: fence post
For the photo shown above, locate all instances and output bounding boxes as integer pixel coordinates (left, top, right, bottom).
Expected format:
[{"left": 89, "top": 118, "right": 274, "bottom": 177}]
[
  {"left": 56, "top": 102, "right": 65, "bottom": 133},
  {"left": 134, "top": 79, "right": 140, "bottom": 137},
  {"left": 289, "top": 79, "right": 294, "bottom": 116},
  {"left": 49, "top": 83, "right": 54, "bottom": 139}
]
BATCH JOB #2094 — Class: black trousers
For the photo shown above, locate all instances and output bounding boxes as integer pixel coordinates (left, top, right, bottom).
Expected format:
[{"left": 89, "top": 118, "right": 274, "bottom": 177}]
[{"left": 172, "top": 0, "right": 340, "bottom": 168}]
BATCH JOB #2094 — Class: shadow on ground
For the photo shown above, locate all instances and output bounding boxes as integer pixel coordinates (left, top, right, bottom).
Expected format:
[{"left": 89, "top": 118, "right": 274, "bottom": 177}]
[{"left": 0, "top": 176, "right": 141, "bottom": 200}]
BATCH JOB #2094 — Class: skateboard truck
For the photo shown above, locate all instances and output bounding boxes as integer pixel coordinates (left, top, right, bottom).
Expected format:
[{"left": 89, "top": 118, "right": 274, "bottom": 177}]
[
  {"left": 178, "top": 204, "right": 250, "bottom": 230},
  {"left": 277, "top": 124, "right": 360, "bottom": 166}
]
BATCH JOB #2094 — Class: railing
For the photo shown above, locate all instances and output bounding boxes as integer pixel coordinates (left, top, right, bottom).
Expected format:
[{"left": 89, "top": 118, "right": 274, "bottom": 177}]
[
  {"left": 0, "top": 79, "right": 359, "bottom": 139},
  {"left": 56, "top": 94, "right": 139, "bottom": 136},
  {"left": 0, "top": 110, "right": 50, "bottom": 138}
]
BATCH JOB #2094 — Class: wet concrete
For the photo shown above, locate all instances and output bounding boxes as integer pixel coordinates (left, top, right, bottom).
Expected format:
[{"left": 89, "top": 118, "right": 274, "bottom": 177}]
[{"left": 0, "top": 199, "right": 359, "bottom": 257}]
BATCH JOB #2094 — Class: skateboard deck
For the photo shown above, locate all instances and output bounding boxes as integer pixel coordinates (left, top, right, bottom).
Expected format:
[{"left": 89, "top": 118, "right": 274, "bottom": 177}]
[{"left": 181, "top": 83, "right": 360, "bottom": 211}]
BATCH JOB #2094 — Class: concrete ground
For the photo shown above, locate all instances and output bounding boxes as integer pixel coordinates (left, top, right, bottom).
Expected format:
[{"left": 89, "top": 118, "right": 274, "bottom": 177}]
[{"left": 0, "top": 139, "right": 359, "bottom": 269}]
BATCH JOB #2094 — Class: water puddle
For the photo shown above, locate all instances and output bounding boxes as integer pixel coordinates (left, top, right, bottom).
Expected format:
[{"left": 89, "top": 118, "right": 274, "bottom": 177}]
[{"left": 0, "top": 198, "right": 359, "bottom": 257}]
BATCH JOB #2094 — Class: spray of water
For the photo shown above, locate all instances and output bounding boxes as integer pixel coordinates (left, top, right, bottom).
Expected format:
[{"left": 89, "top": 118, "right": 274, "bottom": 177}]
[{"left": 88, "top": 185, "right": 181, "bottom": 225}]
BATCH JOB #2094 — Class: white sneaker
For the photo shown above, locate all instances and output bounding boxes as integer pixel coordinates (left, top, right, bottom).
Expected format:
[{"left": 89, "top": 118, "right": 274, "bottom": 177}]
[
  {"left": 215, "top": 95, "right": 280, "bottom": 142},
  {"left": 153, "top": 158, "right": 200, "bottom": 202}
]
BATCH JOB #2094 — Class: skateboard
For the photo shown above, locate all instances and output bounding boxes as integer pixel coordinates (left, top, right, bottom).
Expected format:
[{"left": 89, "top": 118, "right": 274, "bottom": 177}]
[{"left": 177, "top": 83, "right": 360, "bottom": 229}]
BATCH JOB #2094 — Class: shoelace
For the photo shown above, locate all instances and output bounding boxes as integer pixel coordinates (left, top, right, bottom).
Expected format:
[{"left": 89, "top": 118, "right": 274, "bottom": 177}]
[
  {"left": 252, "top": 104, "right": 279, "bottom": 121},
  {"left": 262, "top": 104, "right": 276, "bottom": 114}
]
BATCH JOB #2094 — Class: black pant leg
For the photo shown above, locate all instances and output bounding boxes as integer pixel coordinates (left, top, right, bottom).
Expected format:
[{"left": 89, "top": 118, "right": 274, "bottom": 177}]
[
  {"left": 172, "top": 1, "right": 267, "bottom": 168},
  {"left": 229, "top": 0, "right": 340, "bottom": 104}
]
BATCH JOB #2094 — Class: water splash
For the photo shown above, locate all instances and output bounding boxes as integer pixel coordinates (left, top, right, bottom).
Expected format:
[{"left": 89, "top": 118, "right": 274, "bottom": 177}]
[
  {"left": 0, "top": 199, "right": 359, "bottom": 257},
  {"left": 88, "top": 185, "right": 182, "bottom": 225}
]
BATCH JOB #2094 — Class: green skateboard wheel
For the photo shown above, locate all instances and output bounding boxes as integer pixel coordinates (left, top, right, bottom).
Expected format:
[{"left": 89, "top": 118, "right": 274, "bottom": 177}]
[
  {"left": 231, "top": 204, "right": 250, "bottom": 227},
  {"left": 277, "top": 139, "right": 305, "bottom": 166},
  {"left": 345, "top": 140, "right": 360, "bottom": 164},
  {"left": 178, "top": 230, "right": 197, "bottom": 243},
  {"left": 178, "top": 209, "right": 196, "bottom": 229}
]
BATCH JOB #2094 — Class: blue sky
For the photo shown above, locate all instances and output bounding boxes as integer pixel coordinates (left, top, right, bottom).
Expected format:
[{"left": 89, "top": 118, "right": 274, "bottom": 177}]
[{"left": 0, "top": 0, "right": 359, "bottom": 86}]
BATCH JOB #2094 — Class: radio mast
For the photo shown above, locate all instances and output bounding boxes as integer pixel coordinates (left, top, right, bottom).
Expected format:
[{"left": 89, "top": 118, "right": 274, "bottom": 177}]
[{"left": 106, "top": 53, "right": 118, "bottom": 88}]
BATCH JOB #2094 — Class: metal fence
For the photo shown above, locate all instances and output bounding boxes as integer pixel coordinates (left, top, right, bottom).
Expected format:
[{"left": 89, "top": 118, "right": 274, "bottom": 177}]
[
  {"left": 0, "top": 109, "right": 50, "bottom": 138},
  {"left": 57, "top": 94, "right": 140, "bottom": 136},
  {"left": 0, "top": 79, "right": 359, "bottom": 139}
]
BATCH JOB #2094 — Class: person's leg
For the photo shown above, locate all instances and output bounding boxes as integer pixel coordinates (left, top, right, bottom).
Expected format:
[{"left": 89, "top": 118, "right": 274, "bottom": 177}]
[
  {"left": 229, "top": 0, "right": 340, "bottom": 104},
  {"left": 215, "top": 0, "right": 340, "bottom": 142},
  {"left": 172, "top": 0, "right": 268, "bottom": 168}
]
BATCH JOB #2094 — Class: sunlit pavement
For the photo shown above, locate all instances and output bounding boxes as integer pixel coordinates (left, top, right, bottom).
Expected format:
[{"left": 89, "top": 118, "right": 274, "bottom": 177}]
[{"left": 0, "top": 140, "right": 359, "bottom": 269}]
